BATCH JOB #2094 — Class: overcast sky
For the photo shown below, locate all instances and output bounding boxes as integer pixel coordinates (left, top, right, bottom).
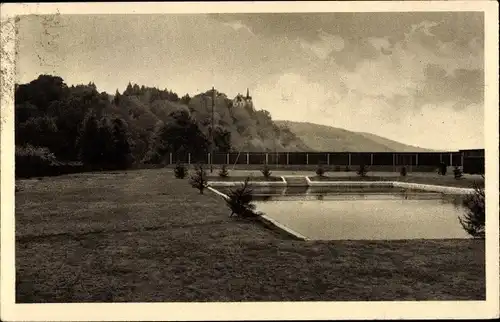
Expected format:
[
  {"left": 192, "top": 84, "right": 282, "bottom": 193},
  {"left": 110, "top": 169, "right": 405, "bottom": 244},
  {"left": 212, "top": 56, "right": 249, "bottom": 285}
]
[{"left": 16, "top": 12, "right": 484, "bottom": 150}]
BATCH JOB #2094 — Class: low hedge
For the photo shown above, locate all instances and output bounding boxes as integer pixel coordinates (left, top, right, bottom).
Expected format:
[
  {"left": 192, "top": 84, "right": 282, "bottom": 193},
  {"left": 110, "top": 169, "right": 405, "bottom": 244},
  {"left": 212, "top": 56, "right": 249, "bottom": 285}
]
[{"left": 16, "top": 145, "right": 86, "bottom": 179}]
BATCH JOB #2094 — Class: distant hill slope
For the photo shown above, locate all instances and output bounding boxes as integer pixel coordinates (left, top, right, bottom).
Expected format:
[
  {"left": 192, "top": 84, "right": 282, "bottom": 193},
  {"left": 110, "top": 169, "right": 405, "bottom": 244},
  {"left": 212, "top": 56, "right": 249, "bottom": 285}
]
[
  {"left": 355, "top": 132, "right": 438, "bottom": 152},
  {"left": 275, "top": 121, "right": 435, "bottom": 152}
]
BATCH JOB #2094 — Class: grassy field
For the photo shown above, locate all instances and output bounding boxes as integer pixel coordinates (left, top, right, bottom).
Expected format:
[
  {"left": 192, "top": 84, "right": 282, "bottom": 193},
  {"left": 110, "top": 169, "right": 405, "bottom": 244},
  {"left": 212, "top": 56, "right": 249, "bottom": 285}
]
[
  {"left": 16, "top": 168, "right": 485, "bottom": 302},
  {"left": 309, "top": 174, "right": 484, "bottom": 188}
]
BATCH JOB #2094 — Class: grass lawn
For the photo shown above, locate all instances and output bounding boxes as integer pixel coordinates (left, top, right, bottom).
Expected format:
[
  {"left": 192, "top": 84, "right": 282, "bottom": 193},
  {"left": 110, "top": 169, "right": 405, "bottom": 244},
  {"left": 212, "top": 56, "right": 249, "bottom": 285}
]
[
  {"left": 16, "top": 168, "right": 485, "bottom": 302},
  {"left": 207, "top": 175, "right": 283, "bottom": 182},
  {"left": 309, "top": 174, "right": 484, "bottom": 189}
]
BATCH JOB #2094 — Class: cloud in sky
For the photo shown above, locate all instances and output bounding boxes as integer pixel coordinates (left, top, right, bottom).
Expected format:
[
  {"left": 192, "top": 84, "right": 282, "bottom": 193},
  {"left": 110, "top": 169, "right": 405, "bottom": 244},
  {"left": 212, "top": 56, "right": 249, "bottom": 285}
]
[
  {"left": 299, "top": 30, "right": 345, "bottom": 59},
  {"left": 222, "top": 20, "right": 255, "bottom": 36},
  {"left": 16, "top": 12, "right": 484, "bottom": 150}
]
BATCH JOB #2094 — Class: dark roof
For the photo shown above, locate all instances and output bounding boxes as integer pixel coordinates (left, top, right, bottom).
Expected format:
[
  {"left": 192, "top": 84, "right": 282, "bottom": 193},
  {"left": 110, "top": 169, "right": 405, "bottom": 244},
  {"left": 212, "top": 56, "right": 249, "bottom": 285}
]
[{"left": 459, "top": 149, "right": 484, "bottom": 152}]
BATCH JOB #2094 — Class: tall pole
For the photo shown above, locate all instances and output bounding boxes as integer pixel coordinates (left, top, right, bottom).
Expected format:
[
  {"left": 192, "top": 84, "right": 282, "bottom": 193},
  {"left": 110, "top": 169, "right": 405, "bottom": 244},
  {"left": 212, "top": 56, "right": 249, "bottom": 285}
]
[
  {"left": 274, "top": 136, "right": 277, "bottom": 169},
  {"left": 210, "top": 86, "right": 215, "bottom": 173}
]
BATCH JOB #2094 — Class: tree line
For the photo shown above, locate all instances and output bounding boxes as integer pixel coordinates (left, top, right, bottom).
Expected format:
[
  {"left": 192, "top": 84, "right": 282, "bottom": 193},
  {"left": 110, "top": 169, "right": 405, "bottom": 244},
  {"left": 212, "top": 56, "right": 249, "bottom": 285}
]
[{"left": 15, "top": 75, "right": 234, "bottom": 177}]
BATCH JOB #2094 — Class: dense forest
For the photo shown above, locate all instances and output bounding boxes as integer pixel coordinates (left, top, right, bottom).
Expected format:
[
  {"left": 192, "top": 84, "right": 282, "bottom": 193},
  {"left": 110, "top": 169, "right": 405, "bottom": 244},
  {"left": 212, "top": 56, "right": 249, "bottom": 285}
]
[{"left": 15, "top": 75, "right": 309, "bottom": 177}]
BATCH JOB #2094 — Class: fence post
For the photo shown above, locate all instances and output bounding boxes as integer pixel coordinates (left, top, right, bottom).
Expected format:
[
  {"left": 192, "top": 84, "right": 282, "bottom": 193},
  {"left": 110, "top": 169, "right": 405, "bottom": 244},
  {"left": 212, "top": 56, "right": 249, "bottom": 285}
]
[
  {"left": 461, "top": 152, "right": 464, "bottom": 167},
  {"left": 286, "top": 152, "right": 289, "bottom": 165},
  {"left": 392, "top": 153, "right": 396, "bottom": 170},
  {"left": 306, "top": 153, "right": 309, "bottom": 165},
  {"left": 265, "top": 153, "right": 268, "bottom": 165},
  {"left": 439, "top": 153, "right": 442, "bottom": 163},
  {"left": 370, "top": 153, "right": 373, "bottom": 166},
  {"left": 327, "top": 153, "right": 330, "bottom": 165},
  {"left": 246, "top": 153, "right": 250, "bottom": 165},
  {"left": 188, "top": 153, "right": 191, "bottom": 165},
  {"left": 415, "top": 153, "right": 418, "bottom": 166},
  {"left": 226, "top": 153, "right": 229, "bottom": 165},
  {"left": 207, "top": 153, "right": 211, "bottom": 165},
  {"left": 348, "top": 153, "right": 351, "bottom": 167},
  {"left": 449, "top": 153, "right": 453, "bottom": 166},
  {"left": 169, "top": 152, "right": 172, "bottom": 165}
]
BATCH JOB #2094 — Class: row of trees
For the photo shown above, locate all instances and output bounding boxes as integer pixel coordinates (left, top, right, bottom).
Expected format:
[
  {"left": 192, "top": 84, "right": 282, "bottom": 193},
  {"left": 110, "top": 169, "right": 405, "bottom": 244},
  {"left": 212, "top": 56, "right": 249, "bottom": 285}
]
[
  {"left": 78, "top": 114, "right": 133, "bottom": 169},
  {"left": 118, "top": 82, "right": 187, "bottom": 104},
  {"left": 143, "top": 109, "right": 232, "bottom": 164},
  {"left": 15, "top": 76, "right": 135, "bottom": 174},
  {"left": 16, "top": 74, "right": 306, "bottom": 178},
  {"left": 14, "top": 75, "right": 236, "bottom": 177}
]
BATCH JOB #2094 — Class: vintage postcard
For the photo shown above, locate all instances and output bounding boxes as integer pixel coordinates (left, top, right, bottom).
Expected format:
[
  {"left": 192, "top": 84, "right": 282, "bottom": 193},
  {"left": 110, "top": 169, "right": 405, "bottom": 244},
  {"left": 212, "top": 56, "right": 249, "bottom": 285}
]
[{"left": 1, "top": 1, "right": 498, "bottom": 321}]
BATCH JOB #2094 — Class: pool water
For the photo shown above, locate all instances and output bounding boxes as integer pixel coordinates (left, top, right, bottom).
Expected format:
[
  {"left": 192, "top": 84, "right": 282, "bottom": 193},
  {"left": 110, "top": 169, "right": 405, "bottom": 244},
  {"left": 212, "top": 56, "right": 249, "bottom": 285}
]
[{"left": 220, "top": 186, "right": 470, "bottom": 240}]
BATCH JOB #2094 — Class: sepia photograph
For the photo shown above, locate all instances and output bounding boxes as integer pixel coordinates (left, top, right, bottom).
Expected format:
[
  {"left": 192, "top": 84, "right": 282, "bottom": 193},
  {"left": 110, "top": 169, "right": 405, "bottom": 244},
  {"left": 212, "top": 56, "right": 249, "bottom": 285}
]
[{"left": 1, "top": 1, "right": 498, "bottom": 321}]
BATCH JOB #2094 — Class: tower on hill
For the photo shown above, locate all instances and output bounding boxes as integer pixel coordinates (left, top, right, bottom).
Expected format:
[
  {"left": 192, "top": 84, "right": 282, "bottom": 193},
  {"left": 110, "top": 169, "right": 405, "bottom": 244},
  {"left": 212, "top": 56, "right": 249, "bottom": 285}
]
[{"left": 232, "top": 88, "right": 253, "bottom": 108}]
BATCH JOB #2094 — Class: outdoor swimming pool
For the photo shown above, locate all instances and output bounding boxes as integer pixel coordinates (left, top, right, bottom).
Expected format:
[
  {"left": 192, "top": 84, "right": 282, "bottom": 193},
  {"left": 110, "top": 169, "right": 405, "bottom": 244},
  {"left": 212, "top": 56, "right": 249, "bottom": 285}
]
[{"left": 219, "top": 186, "right": 470, "bottom": 240}]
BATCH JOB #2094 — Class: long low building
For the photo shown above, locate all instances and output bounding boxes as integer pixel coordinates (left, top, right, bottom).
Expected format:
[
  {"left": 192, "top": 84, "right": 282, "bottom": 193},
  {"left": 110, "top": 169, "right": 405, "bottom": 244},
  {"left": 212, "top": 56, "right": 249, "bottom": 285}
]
[
  {"left": 459, "top": 149, "right": 485, "bottom": 174},
  {"left": 163, "top": 150, "right": 485, "bottom": 174}
]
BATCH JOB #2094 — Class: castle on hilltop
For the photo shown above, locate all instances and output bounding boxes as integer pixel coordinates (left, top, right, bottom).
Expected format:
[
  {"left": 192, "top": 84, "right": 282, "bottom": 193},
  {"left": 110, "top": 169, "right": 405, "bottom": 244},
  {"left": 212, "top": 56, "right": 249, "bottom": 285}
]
[{"left": 232, "top": 88, "right": 253, "bottom": 108}]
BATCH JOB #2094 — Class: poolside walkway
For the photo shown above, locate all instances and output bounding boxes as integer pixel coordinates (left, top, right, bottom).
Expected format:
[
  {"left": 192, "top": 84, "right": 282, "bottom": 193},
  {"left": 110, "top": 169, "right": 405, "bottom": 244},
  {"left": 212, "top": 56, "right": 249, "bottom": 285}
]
[{"left": 282, "top": 176, "right": 309, "bottom": 186}]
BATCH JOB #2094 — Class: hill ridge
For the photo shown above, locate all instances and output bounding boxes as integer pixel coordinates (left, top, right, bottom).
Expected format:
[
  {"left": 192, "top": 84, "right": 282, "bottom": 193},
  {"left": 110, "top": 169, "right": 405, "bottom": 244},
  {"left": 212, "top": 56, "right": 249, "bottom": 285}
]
[{"left": 275, "top": 120, "right": 436, "bottom": 152}]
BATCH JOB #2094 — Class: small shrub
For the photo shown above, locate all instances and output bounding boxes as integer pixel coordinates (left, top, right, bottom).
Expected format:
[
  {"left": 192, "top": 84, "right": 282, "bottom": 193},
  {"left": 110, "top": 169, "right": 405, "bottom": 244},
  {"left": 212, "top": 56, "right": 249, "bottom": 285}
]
[
  {"left": 356, "top": 164, "right": 368, "bottom": 177},
  {"left": 16, "top": 144, "right": 57, "bottom": 162},
  {"left": 438, "top": 162, "right": 447, "bottom": 176},
  {"left": 261, "top": 164, "right": 272, "bottom": 179},
  {"left": 174, "top": 161, "right": 187, "bottom": 179},
  {"left": 226, "top": 177, "right": 259, "bottom": 218},
  {"left": 15, "top": 144, "right": 58, "bottom": 178},
  {"left": 453, "top": 166, "right": 463, "bottom": 179},
  {"left": 400, "top": 166, "right": 407, "bottom": 177},
  {"left": 458, "top": 180, "right": 485, "bottom": 239},
  {"left": 218, "top": 164, "right": 229, "bottom": 178},
  {"left": 316, "top": 164, "right": 326, "bottom": 177},
  {"left": 189, "top": 163, "right": 207, "bottom": 194},
  {"left": 15, "top": 145, "right": 85, "bottom": 178}
]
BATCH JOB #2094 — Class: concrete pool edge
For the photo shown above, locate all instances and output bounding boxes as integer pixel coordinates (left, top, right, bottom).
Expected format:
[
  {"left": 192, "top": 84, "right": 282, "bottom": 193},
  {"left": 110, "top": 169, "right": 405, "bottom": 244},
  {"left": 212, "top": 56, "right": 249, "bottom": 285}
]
[
  {"left": 208, "top": 176, "right": 475, "bottom": 194},
  {"left": 207, "top": 176, "right": 288, "bottom": 187},
  {"left": 206, "top": 186, "right": 310, "bottom": 241},
  {"left": 304, "top": 176, "right": 475, "bottom": 194}
]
